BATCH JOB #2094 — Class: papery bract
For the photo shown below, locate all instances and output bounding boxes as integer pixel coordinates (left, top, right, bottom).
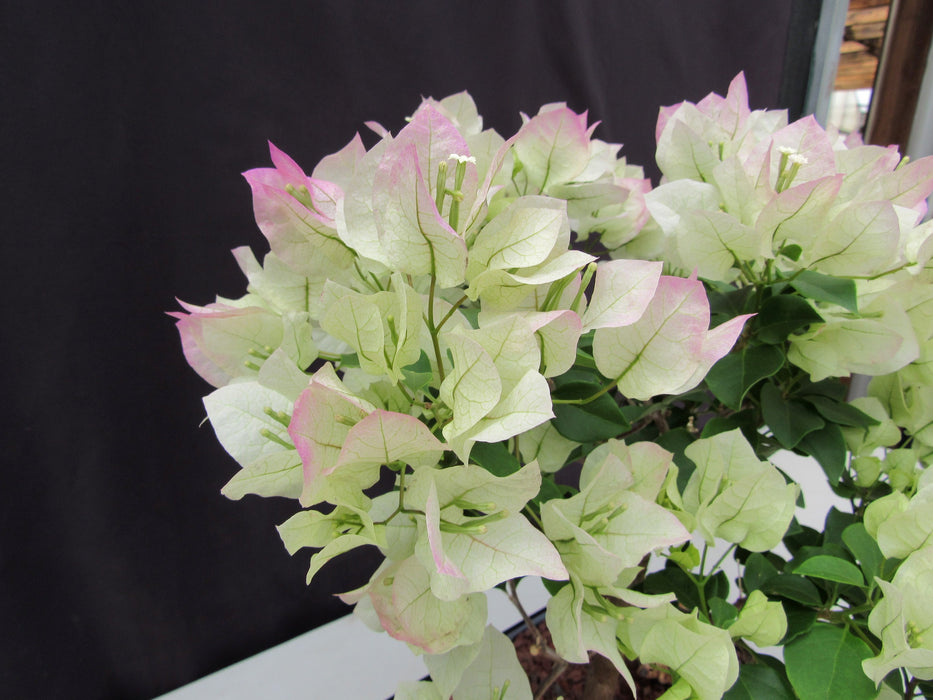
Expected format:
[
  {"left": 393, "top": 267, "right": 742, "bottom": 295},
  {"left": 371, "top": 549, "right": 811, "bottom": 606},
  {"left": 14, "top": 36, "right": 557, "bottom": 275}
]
[
  {"left": 756, "top": 175, "right": 842, "bottom": 254},
  {"left": 287, "top": 364, "right": 376, "bottom": 507},
  {"left": 581, "top": 259, "right": 662, "bottom": 332},
  {"left": 372, "top": 141, "right": 467, "bottom": 288},
  {"left": 312, "top": 132, "right": 367, "bottom": 189},
  {"left": 440, "top": 317, "right": 553, "bottom": 457},
  {"left": 863, "top": 546, "right": 933, "bottom": 684},
  {"left": 864, "top": 483, "right": 933, "bottom": 559},
  {"left": 806, "top": 199, "right": 903, "bottom": 276},
  {"left": 320, "top": 275, "right": 423, "bottom": 383},
  {"left": 593, "top": 274, "right": 752, "bottom": 400},
  {"left": 243, "top": 142, "right": 357, "bottom": 279},
  {"left": 758, "top": 115, "right": 837, "bottom": 189},
  {"left": 369, "top": 556, "right": 487, "bottom": 655},
  {"left": 546, "top": 580, "right": 639, "bottom": 695},
  {"left": 465, "top": 196, "right": 566, "bottom": 280},
  {"left": 416, "top": 513, "right": 568, "bottom": 601},
  {"left": 676, "top": 209, "right": 769, "bottom": 280},
  {"left": 541, "top": 442, "right": 688, "bottom": 586},
  {"left": 170, "top": 300, "right": 290, "bottom": 388},
  {"left": 789, "top": 296, "right": 919, "bottom": 382},
  {"left": 203, "top": 380, "right": 294, "bottom": 468},
  {"left": 335, "top": 409, "right": 445, "bottom": 472},
  {"left": 413, "top": 626, "right": 533, "bottom": 700},
  {"left": 619, "top": 606, "right": 739, "bottom": 700},
  {"left": 727, "top": 590, "right": 787, "bottom": 647},
  {"left": 517, "top": 422, "right": 578, "bottom": 473},
  {"left": 681, "top": 429, "right": 798, "bottom": 551},
  {"left": 514, "top": 104, "right": 593, "bottom": 192},
  {"left": 407, "top": 461, "right": 542, "bottom": 516}
]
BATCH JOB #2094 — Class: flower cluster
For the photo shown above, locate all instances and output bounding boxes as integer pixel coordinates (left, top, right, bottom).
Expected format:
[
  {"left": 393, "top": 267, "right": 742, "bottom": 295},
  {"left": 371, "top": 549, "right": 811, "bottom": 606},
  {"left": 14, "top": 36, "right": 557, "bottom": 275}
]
[{"left": 175, "top": 78, "right": 933, "bottom": 699}]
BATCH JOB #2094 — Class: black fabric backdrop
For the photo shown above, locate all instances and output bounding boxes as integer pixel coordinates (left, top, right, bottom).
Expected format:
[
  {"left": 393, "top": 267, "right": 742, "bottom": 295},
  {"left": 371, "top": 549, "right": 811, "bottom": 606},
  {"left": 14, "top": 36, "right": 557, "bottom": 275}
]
[{"left": 3, "top": 2, "right": 810, "bottom": 698}]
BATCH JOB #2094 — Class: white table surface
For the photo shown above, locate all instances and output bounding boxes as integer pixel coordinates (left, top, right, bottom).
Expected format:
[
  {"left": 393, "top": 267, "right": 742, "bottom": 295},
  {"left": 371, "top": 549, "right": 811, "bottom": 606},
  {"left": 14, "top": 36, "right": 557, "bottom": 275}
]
[{"left": 155, "top": 577, "right": 549, "bottom": 700}]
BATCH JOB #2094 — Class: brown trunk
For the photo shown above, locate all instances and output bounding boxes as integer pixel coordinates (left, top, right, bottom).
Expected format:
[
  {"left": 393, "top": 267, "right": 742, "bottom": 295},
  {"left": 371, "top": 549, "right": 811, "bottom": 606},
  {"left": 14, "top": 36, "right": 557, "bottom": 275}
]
[{"left": 582, "top": 653, "right": 620, "bottom": 700}]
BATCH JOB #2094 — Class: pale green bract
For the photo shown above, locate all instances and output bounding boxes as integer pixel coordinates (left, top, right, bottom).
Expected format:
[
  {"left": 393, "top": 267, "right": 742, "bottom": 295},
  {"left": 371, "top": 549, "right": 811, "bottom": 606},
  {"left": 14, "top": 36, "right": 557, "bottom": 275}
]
[
  {"left": 681, "top": 429, "right": 798, "bottom": 551},
  {"left": 727, "top": 590, "right": 787, "bottom": 647},
  {"left": 863, "top": 547, "right": 933, "bottom": 685}
]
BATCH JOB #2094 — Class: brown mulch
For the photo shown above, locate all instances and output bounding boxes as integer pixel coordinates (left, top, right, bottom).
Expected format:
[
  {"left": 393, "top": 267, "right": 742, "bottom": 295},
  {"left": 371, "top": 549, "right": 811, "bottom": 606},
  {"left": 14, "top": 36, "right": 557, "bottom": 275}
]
[{"left": 512, "top": 620, "right": 672, "bottom": 700}]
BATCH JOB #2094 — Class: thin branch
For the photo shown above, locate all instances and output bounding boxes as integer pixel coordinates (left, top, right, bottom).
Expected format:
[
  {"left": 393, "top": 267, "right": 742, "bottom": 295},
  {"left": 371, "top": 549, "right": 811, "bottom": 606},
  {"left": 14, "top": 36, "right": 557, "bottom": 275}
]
[
  {"left": 507, "top": 580, "right": 544, "bottom": 649},
  {"left": 534, "top": 659, "right": 569, "bottom": 700}
]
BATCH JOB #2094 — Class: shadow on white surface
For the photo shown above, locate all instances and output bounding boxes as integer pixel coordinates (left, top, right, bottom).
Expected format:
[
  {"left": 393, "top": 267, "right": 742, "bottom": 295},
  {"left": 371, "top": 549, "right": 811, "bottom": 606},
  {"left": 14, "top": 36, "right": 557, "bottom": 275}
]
[{"left": 155, "top": 577, "right": 549, "bottom": 700}]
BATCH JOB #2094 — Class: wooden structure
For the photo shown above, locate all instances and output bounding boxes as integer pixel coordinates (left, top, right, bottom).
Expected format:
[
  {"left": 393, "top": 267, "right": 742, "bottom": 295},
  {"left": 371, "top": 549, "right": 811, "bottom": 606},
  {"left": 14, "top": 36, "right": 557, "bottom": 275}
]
[
  {"left": 864, "top": 0, "right": 933, "bottom": 148},
  {"left": 835, "top": 0, "right": 890, "bottom": 90}
]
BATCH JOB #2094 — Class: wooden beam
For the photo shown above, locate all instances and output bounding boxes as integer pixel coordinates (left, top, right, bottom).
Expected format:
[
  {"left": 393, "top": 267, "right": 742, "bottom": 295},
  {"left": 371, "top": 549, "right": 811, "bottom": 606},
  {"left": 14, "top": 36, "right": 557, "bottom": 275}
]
[
  {"left": 848, "top": 21, "right": 888, "bottom": 41},
  {"left": 835, "top": 51, "right": 880, "bottom": 90},
  {"left": 865, "top": 0, "right": 933, "bottom": 148},
  {"left": 846, "top": 5, "right": 890, "bottom": 24}
]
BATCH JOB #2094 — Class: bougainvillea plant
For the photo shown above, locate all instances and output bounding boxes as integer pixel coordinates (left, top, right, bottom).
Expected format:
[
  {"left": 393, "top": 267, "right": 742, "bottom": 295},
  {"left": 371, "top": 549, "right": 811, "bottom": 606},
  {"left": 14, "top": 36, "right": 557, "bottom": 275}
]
[{"left": 173, "top": 75, "right": 933, "bottom": 700}]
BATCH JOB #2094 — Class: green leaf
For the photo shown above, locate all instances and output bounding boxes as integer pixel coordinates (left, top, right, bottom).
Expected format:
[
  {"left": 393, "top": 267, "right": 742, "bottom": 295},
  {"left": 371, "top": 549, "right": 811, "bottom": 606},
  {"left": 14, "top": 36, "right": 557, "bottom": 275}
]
[
  {"left": 709, "top": 597, "right": 739, "bottom": 628},
  {"left": 798, "top": 422, "right": 847, "bottom": 484},
  {"left": 641, "top": 565, "right": 702, "bottom": 612},
  {"left": 743, "top": 552, "right": 781, "bottom": 593},
  {"left": 700, "top": 409, "right": 761, "bottom": 449},
  {"left": 706, "top": 571, "right": 731, "bottom": 602},
  {"left": 823, "top": 508, "right": 858, "bottom": 547},
  {"left": 841, "top": 523, "right": 884, "bottom": 584},
  {"left": 339, "top": 352, "right": 361, "bottom": 368},
  {"left": 798, "top": 378, "right": 848, "bottom": 401},
  {"left": 805, "top": 395, "right": 881, "bottom": 428},
  {"left": 533, "top": 478, "right": 575, "bottom": 506},
  {"left": 789, "top": 270, "right": 859, "bottom": 314},
  {"left": 785, "top": 625, "right": 877, "bottom": 700},
  {"left": 706, "top": 345, "right": 785, "bottom": 410},
  {"left": 783, "top": 523, "right": 822, "bottom": 556},
  {"left": 761, "top": 382, "right": 825, "bottom": 449},
  {"left": 756, "top": 294, "right": 824, "bottom": 344},
  {"left": 723, "top": 661, "right": 796, "bottom": 700},
  {"left": 761, "top": 574, "right": 824, "bottom": 606},
  {"left": 781, "top": 603, "right": 818, "bottom": 644},
  {"left": 779, "top": 243, "right": 803, "bottom": 262},
  {"left": 469, "top": 441, "right": 521, "bottom": 477},
  {"left": 708, "top": 285, "right": 754, "bottom": 324},
  {"left": 792, "top": 555, "right": 865, "bottom": 586},
  {"left": 552, "top": 381, "right": 629, "bottom": 442},
  {"left": 402, "top": 350, "right": 434, "bottom": 391}
]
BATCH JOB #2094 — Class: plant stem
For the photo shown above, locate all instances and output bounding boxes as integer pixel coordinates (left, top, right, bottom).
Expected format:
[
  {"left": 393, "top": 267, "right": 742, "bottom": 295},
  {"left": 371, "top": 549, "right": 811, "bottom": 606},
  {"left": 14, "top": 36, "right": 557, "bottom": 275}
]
[
  {"left": 522, "top": 505, "right": 544, "bottom": 529},
  {"left": 426, "top": 274, "right": 446, "bottom": 383},
  {"left": 706, "top": 543, "right": 737, "bottom": 577},
  {"left": 551, "top": 380, "right": 615, "bottom": 405},
  {"left": 436, "top": 293, "right": 468, "bottom": 332},
  {"left": 534, "top": 660, "right": 569, "bottom": 700},
  {"left": 507, "top": 580, "right": 544, "bottom": 649},
  {"left": 846, "top": 619, "right": 880, "bottom": 655}
]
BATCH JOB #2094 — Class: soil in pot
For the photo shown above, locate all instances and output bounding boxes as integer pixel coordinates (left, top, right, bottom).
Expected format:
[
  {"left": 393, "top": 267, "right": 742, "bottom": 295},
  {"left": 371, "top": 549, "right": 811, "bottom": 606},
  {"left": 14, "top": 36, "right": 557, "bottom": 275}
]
[{"left": 512, "top": 620, "right": 672, "bottom": 700}]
